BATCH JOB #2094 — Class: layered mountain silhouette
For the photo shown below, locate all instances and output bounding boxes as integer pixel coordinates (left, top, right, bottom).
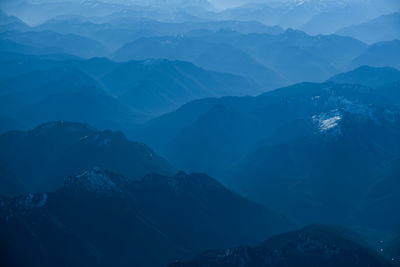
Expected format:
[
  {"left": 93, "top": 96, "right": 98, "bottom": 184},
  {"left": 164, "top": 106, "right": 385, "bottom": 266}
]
[
  {"left": 0, "top": 62, "right": 139, "bottom": 129},
  {"left": 134, "top": 81, "right": 400, "bottom": 226},
  {"left": 337, "top": 12, "right": 400, "bottom": 44},
  {"left": 0, "top": 11, "right": 386, "bottom": 90},
  {"left": 0, "top": 168, "right": 293, "bottom": 267},
  {"left": 113, "top": 29, "right": 367, "bottom": 85},
  {"left": 35, "top": 16, "right": 283, "bottom": 50},
  {"left": 329, "top": 65, "right": 400, "bottom": 88},
  {"left": 329, "top": 66, "right": 400, "bottom": 107},
  {"left": 0, "top": 30, "right": 109, "bottom": 58},
  {"left": 1, "top": 3, "right": 399, "bottom": 266},
  {"left": 229, "top": 109, "right": 400, "bottom": 225},
  {"left": 214, "top": 0, "right": 399, "bottom": 31},
  {"left": 0, "top": 121, "right": 173, "bottom": 194},
  {"left": 0, "top": 10, "right": 28, "bottom": 32},
  {"left": 170, "top": 225, "right": 390, "bottom": 267},
  {"left": 101, "top": 58, "right": 260, "bottom": 115},
  {"left": 0, "top": 52, "right": 259, "bottom": 130},
  {"left": 350, "top": 40, "right": 400, "bottom": 70},
  {"left": 137, "top": 82, "right": 399, "bottom": 175}
]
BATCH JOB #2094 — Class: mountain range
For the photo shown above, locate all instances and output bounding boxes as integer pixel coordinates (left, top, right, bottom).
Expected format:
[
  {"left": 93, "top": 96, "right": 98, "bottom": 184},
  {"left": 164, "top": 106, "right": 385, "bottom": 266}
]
[
  {"left": 1, "top": 2, "right": 400, "bottom": 266},
  {"left": 114, "top": 29, "right": 368, "bottom": 85},
  {"left": 0, "top": 121, "right": 174, "bottom": 194},
  {"left": 0, "top": 52, "right": 259, "bottom": 130},
  {"left": 0, "top": 168, "right": 293, "bottom": 267},
  {"left": 337, "top": 12, "right": 400, "bottom": 44},
  {"left": 132, "top": 80, "right": 400, "bottom": 228},
  {"left": 2, "top": 9, "right": 399, "bottom": 90},
  {"left": 0, "top": 30, "right": 109, "bottom": 58},
  {"left": 329, "top": 66, "right": 400, "bottom": 108},
  {"left": 329, "top": 65, "right": 400, "bottom": 88},
  {"left": 349, "top": 40, "right": 400, "bottom": 70}
]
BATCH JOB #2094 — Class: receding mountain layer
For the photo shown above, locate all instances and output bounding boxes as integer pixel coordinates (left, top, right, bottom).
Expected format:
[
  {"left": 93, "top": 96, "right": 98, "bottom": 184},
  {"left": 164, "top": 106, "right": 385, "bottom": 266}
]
[{"left": 0, "top": 121, "right": 174, "bottom": 194}]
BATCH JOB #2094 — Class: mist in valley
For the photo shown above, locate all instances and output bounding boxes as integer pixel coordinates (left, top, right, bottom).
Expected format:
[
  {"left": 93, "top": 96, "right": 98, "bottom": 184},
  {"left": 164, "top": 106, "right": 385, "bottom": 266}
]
[{"left": 0, "top": 0, "right": 400, "bottom": 266}]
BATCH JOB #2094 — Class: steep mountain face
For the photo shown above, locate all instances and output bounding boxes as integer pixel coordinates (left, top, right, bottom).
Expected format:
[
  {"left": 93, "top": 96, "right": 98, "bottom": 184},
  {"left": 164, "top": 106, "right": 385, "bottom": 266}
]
[
  {"left": 170, "top": 225, "right": 391, "bottom": 267},
  {"left": 350, "top": 40, "right": 400, "bottom": 70},
  {"left": 134, "top": 82, "right": 400, "bottom": 226},
  {"left": 329, "top": 65, "right": 400, "bottom": 88},
  {"left": 337, "top": 12, "right": 400, "bottom": 44},
  {"left": 0, "top": 169, "right": 293, "bottom": 267},
  {"left": 226, "top": 83, "right": 400, "bottom": 225},
  {"left": 0, "top": 30, "right": 109, "bottom": 58},
  {"left": 229, "top": 110, "right": 400, "bottom": 225},
  {"left": 102, "top": 59, "right": 260, "bottom": 115},
  {"left": 0, "top": 121, "right": 173, "bottom": 194},
  {"left": 137, "top": 82, "right": 398, "bottom": 176}
]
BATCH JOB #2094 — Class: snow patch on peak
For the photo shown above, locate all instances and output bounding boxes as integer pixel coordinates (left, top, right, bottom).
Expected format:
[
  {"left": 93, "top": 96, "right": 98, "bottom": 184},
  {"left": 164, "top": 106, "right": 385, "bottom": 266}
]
[
  {"left": 320, "top": 116, "right": 342, "bottom": 131},
  {"left": 313, "top": 110, "right": 342, "bottom": 133}
]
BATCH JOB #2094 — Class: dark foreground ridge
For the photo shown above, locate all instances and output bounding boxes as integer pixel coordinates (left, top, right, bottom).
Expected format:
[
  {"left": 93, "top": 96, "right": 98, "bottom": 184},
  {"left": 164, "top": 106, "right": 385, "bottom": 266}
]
[
  {"left": 170, "top": 225, "right": 391, "bottom": 267},
  {"left": 0, "top": 168, "right": 292, "bottom": 267}
]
